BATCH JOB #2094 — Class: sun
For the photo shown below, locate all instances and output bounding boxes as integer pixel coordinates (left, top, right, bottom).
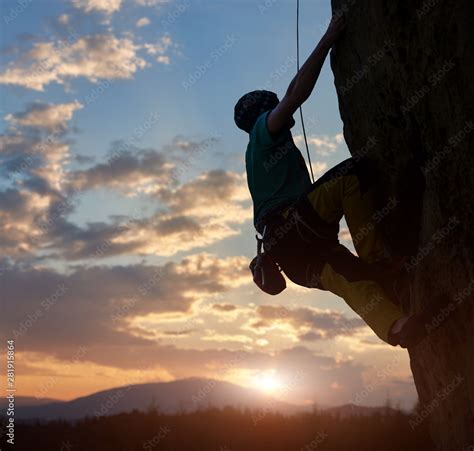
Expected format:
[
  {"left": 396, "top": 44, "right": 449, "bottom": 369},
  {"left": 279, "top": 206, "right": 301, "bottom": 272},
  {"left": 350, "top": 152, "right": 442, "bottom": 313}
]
[{"left": 253, "top": 369, "right": 283, "bottom": 393}]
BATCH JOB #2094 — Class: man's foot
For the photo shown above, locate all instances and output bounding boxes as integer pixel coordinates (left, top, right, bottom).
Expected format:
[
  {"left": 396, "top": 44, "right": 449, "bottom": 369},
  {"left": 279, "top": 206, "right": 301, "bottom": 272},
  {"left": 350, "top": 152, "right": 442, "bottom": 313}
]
[{"left": 388, "top": 313, "right": 428, "bottom": 348}]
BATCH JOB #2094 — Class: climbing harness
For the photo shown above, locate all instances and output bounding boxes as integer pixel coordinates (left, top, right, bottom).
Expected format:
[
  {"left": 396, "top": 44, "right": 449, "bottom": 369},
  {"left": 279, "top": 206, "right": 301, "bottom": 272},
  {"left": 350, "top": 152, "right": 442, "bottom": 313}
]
[
  {"left": 296, "top": 0, "right": 315, "bottom": 183},
  {"left": 249, "top": 225, "right": 287, "bottom": 295}
]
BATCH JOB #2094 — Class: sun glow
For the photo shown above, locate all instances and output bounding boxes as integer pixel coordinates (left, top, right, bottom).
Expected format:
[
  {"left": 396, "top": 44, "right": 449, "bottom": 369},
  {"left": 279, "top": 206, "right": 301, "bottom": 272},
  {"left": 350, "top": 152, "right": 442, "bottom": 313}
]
[{"left": 253, "top": 369, "right": 283, "bottom": 393}]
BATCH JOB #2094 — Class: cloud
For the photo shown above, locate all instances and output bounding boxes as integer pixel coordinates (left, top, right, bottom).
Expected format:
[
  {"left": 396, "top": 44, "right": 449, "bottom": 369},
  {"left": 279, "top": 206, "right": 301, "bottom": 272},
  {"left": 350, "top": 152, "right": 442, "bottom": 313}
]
[
  {"left": 0, "top": 141, "right": 76, "bottom": 257},
  {"left": 136, "top": 17, "right": 151, "bottom": 27},
  {"left": 212, "top": 304, "right": 237, "bottom": 312},
  {"left": 144, "top": 35, "right": 172, "bottom": 54},
  {"left": 162, "top": 135, "right": 220, "bottom": 158},
  {"left": 68, "top": 135, "right": 220, "bottom": 196},
  {"left": 311, "top": 161, "right": 328, "bottom": 179},
  {"left": 0, "top": 35, "right": 147, "bottom": 91},
  {"left": 294, "top": 133, "right": 344, "bottom": 157},
  {"left": 71, "top": 0, "right": 168, "bottom": 15},
  {"left": 202, "top": 332, "right": 253, "bottom": 344},
  {"left": 51, "top": 167, "right": 251, "bottom": 259},
  {"left": 58, "top": 14, "right": 70, "bottom": 25},
  {"left": 0, "top": 111, "right": 249, "bottom": 260},
  {"left": 5, "top": 101, "right": 83, "bottom": 132},
  {"left": 1, "top": 252, "right": 414, "bottom": 407},
  {"left": 0, "top": 99, "right": 87, "bottom": 256},
  {"left": 135, "top": 0, "right": 169, "bottom": 6},
  {"left": 16, "top": 351, "right": 174, "bottom": 400},
  {"left": 144, "top": 35, "right": 174, "bottom": 63},
  {"left": 162, "top": 329, "right": 194, "bottom": 336},
  {"left": 74, "top": 154, "right": 95, "bottom": 165},
  {"left": 252, "top": 305, "right": 364, "bottom": 340},
  {"left": 0, "top": 109, "right": 74, "bottom": 191},
  {"left": 72, "top": 0, "right": 122, "bottom": 14},
  {"left": 0, "top": 253, "right": 249, "bottom": 354},
  {"left": 156, "top": 55, "right": 170, "bottom": 65},
  {"left": 0, "top": 190, "right": 63, "bottom": 257},
  {"left": 339, "top": 227, "right": 352, "bottom": 243},
  {"left": 0, "top": 102, "right": 95, "bottom": 260},
  {"left": 160, "top": 169, "right": 249, "bottom": 217},
  {"left": 68, "top": 147, "right": 174, "bottom": 194},
  {"left": 30, "top": 169, "right": 250, "bottom": 259},
  {"left": 14, "top": 343, "right": 369, "bottom": 407}
]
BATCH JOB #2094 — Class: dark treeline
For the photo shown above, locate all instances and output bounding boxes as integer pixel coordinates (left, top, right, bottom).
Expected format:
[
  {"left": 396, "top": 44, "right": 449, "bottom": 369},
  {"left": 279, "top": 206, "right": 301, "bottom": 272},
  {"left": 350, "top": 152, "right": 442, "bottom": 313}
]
[{"left": 8, "top": 406, "right": 433, "bottom": 451}]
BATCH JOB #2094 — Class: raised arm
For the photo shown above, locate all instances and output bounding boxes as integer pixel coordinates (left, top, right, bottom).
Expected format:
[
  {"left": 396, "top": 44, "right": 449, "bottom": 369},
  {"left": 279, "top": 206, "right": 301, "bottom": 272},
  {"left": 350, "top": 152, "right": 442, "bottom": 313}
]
[{"left": 267, "top": 14, "right": 346, "bottom": 136}]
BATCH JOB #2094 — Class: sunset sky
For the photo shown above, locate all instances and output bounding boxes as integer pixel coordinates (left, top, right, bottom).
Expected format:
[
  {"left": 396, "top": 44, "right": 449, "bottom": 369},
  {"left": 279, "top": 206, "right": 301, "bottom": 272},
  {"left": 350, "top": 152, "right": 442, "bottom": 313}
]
[{"left": 0, "top": 0, "right": 417, "bottom": 410}]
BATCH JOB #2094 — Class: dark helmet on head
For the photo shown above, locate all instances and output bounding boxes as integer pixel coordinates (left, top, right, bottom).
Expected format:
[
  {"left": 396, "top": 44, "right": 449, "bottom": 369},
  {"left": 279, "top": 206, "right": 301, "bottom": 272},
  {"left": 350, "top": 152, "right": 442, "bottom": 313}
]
[{"left": 234, "top": 90, "right": 279, "bottom": 133}]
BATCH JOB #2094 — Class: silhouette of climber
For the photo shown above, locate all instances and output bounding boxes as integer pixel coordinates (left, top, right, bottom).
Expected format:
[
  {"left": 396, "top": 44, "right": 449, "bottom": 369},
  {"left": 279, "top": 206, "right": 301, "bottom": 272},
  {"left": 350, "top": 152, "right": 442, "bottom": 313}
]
[{"left": 234, "top": 14, "right": 426, "bottom": 348}]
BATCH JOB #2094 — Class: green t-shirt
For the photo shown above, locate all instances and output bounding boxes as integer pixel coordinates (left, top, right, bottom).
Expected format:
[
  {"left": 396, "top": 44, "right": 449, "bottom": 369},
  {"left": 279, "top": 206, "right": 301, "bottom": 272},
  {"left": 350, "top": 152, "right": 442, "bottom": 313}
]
[{"left": 245, "top": 110, "right": 312, "bottom": 227}]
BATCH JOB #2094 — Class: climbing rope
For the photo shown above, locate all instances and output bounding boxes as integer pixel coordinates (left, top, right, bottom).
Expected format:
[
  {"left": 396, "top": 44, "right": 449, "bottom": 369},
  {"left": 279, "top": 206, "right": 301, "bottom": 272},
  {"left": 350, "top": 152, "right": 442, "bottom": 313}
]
[{"left": 296, "top": 0, "right": 315, "bottom": 183}]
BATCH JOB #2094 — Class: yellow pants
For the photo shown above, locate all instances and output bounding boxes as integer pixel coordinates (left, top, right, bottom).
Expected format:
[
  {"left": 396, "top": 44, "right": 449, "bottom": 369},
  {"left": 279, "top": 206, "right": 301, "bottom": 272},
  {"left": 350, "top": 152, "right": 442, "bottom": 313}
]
[{"left": 306, "top": 167, "right": 404, "bottom": 343}]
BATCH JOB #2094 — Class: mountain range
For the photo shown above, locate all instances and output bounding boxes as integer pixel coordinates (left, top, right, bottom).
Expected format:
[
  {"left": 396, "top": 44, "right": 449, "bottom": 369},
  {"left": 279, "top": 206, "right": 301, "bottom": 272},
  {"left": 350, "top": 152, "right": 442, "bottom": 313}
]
[{"left": 1, "top": 377, "right": 399, "bottom": 421}]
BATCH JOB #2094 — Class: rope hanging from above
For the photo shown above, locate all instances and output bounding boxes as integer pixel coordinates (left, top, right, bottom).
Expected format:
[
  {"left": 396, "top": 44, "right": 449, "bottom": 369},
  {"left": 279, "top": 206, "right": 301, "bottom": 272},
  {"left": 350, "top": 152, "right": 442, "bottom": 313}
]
[{"left": 296, "top": 0, "right": 315, "bottom": 183}]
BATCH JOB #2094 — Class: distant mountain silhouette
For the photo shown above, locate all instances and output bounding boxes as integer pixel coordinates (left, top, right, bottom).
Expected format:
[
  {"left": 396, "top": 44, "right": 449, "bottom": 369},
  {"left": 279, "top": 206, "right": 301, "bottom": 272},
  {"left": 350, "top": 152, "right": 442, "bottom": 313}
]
[
  {"left": 0, "top": 396, "right": 60, "bottom": 408},
  {"left": 13, "top": 377, "right": 309, "bottom": 420},
  {"left": 325, "top": 403, "right": 399, "bottom": 418}
]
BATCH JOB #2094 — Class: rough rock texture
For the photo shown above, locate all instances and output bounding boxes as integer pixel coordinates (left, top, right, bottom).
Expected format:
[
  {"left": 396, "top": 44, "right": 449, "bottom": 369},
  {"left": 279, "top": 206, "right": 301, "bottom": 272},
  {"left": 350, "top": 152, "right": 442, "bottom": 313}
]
[{"left": 330, "top": 1, "right": 474, "bottom": 449}]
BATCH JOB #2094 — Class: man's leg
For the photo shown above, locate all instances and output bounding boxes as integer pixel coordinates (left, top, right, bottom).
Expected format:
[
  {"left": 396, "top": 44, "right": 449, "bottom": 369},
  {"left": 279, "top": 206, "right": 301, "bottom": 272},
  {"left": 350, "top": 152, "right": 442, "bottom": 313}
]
[
  {"left": 306, "top": 159, "right": 385, "bottom": 263},
  {"left": 300, "top": 159, "right": 404, "bottom": 343},
  {"left": 271, "top": 196, "right": 420, "bottom": 346},
  {"left": 319, "top": 244, "right": 404, "bottom": 343}
]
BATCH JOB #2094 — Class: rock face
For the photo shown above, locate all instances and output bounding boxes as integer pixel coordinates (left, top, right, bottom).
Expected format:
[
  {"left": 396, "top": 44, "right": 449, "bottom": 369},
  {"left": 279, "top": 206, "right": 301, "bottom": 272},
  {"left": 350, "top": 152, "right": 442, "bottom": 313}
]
[{"left": 330, "top": 1, "right": 474, "bottom": 449}]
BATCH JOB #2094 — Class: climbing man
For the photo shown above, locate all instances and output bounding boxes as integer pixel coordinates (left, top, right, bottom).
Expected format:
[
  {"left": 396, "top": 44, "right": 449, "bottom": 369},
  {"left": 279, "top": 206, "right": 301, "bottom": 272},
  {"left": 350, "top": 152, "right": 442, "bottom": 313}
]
[{"left": 234, "top": 14, "right": 426, "bottom": 348}]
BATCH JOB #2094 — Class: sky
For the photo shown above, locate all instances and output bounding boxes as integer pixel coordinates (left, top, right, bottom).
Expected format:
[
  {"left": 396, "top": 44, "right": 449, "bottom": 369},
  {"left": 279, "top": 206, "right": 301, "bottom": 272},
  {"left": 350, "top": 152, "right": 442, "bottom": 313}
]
[{"left": 0, "top": 0, "right": 417, "bottom": 410}]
